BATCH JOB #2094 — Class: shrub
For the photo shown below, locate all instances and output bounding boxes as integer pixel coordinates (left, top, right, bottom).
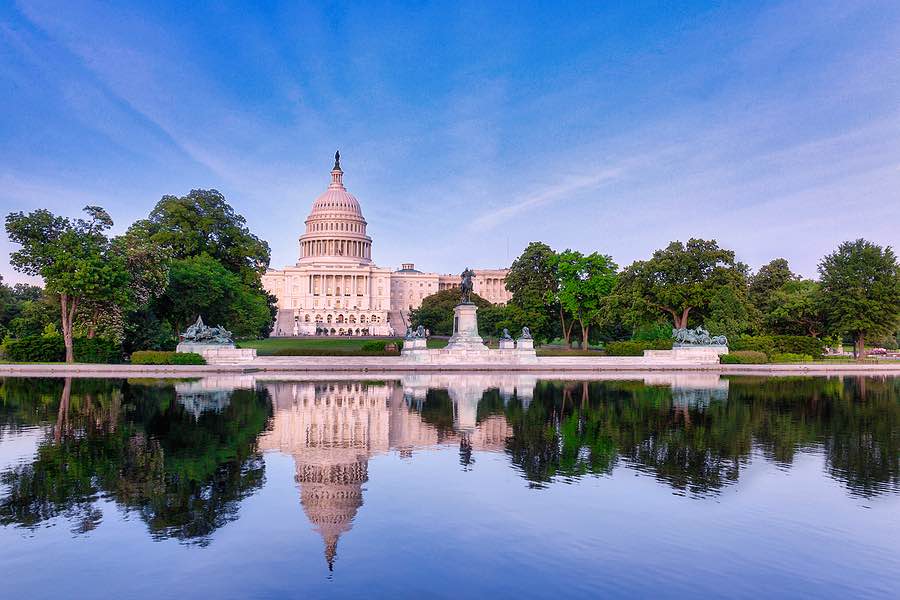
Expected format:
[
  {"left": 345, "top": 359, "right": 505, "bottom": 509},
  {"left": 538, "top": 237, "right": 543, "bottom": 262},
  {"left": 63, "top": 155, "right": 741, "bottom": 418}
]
[
  {"left": 270, "top": 346, "right": 401, "bottom": 357},
  {"left": 131, "top": 350, "right": 172, "bottom": 364},
  {"left": 131, "top": 350, "right": 205, "bottom": 365},
  {"left": 360, "top": 340, "right": 388, "bottom": 352},
  {"left": 171, "top": 352, "right": 206, "bottom": 365},
  {"left": 720, "top": 350, "right": 768, "bottom": 364},
  {"left": 73, "top": 337, "right": 122, "bottom": 363},
  {"left": 731, "top": 335, "right": 824, "bottom": 358},
  {"left": 3, "top": 335, "right": 65, "bottom": 362},
  {"left": 632, "top": 323, "right": 673, "bottom": 342},
  {"left": 605, "top": 339, "right": 673, "bottom": 356},
  {"left": 771, "top": 336, "right": 824, "bottom": 358},
  {"left": 770, "top": 352, "right": 813, "bottom": 363}
]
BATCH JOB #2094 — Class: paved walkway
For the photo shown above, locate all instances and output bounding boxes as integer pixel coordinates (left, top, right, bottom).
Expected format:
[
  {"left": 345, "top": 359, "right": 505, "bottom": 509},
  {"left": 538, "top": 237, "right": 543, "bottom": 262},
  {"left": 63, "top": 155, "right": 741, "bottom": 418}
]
[{"left": 2, "top": 358, "right": 899, "bottom": 378}]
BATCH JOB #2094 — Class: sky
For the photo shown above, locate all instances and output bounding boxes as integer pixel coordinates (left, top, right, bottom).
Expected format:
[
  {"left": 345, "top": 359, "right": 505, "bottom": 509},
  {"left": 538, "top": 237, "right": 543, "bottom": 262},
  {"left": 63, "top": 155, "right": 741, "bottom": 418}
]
[{"left": 1, "top": 0, "right": 899, "bottom": 285}]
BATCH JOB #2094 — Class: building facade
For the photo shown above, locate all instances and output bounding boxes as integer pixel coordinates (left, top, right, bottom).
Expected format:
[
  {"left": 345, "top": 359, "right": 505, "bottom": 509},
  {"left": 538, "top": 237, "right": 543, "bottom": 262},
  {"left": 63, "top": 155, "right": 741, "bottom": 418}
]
[{"left": 262, "top": 154, "right": 511, "bottom": 336}]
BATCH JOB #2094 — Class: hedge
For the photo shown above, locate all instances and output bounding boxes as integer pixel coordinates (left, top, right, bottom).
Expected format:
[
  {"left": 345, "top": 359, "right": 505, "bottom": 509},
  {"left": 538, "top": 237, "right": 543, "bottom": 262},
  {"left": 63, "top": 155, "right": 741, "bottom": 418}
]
[
  {"left": 730, "top": 335, "right": 824, "bottom": 358},
  {"left": 131, "top": 351, "right": 206, "bottom": 365},
  {"left": 720, "top": 350, "right": 768, "bottom": 364},
  {"left": 605, "top": 339, "right": 673, "bottom": 356},
  {"left": 770, "top": 352, "right": 814, "bottom": 363},
  {"left": 74, "top": 337, "right": 122, "bottom": 363},
  {"left": 270, "top": 347, "right": 401, "bottom": 357},
  {"left": 2, "top": 335, "right": 121, "bottom": 363}
]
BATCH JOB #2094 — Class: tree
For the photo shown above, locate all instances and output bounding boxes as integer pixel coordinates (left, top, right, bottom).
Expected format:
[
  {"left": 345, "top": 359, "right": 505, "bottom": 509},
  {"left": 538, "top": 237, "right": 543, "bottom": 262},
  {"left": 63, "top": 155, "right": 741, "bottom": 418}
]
[
  {"left": 749, "top": 258, "right": 797, "bottom": 309},
  {"left": 409, "top": 288, "right": 491, "bottom": 336},
  {"left": 765, "top": 279, "right": 824, "bottom": 336},
  {"left": 553, "top": 250, "right": 618, "bottom": 348},
  {"left": 156, "top": 254, "right": 271, "bottom": 337},
  {"left": 505, "top": 242, "right": 560, "bottom": 343},
  {"left": 137, "top": 189, "right": 270, "bottom": 281},
  {"left": 131, "top": 190, "right": 275, "bottom": 339},
  {"left": 818, "top": 239, "right": 900, "bottom": 359},
  {"left": 613, "top": 239, "right": 748, "bottom": 329},
  {"left": 77, "top": 222, "right": 171, "bottom": 341},
  {"left": 6, "top": 207, "right": 130, "bottom": 362}
]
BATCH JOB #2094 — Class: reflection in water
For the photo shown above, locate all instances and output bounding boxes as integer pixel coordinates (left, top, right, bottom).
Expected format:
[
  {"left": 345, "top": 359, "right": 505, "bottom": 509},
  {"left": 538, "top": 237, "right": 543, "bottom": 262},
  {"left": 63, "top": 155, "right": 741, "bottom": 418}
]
[
  {"left": 0, "top": 373, "right": 897, "bottom": 567},
  {"left": 0, "top": 377, "right": 271, "bottom": 544}
]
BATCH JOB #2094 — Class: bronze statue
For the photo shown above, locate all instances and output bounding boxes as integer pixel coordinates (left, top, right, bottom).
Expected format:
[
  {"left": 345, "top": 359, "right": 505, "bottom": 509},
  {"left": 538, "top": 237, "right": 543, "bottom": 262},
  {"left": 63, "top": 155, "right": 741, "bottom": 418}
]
[
  {"left": 460, "top": 267, "right": 475, "bottom": 304},
  {"left": 333, "top": 150, "right": 341, "bottom": 170}
]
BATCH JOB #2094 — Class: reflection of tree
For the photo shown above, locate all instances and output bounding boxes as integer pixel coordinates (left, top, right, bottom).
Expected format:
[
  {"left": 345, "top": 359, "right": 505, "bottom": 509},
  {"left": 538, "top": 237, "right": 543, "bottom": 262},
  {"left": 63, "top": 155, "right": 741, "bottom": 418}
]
[
  {"left": 503, "top": 377, "right": 899, "bottom": 498},
  {"left": 0, "top": 378, "right": 272, "bottom": 543}
]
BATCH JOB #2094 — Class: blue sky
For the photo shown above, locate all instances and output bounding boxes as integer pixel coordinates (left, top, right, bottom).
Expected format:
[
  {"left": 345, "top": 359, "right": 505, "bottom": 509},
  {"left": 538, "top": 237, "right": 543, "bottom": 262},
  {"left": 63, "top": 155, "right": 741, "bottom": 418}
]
[{"left": 1, "top": 0, "right": 899, "bottom": 284}]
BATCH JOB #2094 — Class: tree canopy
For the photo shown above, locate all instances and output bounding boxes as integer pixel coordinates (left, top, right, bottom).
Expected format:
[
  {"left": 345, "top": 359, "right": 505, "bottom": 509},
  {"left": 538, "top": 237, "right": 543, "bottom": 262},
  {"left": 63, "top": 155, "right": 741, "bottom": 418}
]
[
  {"left": 553, "top": 250, "right": 618, "bottom": 347},
  {"left": 613, "top": 238, "right": 749, "bottom": 331},
  {"left": 505, "top": 242, "right": 559, "bottom": 342},
  {"left": 137, "top": 189, "right": 271, "bottom": 281},
  {"left": 5, "top": 206, "right": 131, "bottom": 362},
  {"left": 818, "top": 239, "right": 900, "bottom": 358}
]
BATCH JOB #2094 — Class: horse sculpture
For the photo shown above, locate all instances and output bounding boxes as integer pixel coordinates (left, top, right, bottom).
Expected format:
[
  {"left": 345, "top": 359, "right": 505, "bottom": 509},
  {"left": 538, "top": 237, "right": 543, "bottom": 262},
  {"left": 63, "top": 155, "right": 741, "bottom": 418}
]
[
  {"left": 459, "top": 267, "right": 475, "bottom": 304},
  {"left": 672, "top": 326, "right": 727, "bottom": 346}
]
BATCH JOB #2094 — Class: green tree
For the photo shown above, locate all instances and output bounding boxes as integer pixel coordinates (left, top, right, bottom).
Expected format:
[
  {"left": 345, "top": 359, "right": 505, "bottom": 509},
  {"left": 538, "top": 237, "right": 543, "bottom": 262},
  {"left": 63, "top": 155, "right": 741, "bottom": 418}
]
[
  {"left": 5, "top": 207, "right": 131, "bottom": 362},
  {"left": 765, "top": 279, "right": 824, "bottom": 336},
  {"left": 137, "top": 189, "right": 270, "bottom": 281},
  {"left": 505, "top": 242, "right": 560, "bottom": 343},
  {"left": 156, "top": 254, "right": 271, "bottom": 337},
  {"left": 553, "top": 250, "right": 618, "bottom": 348},
  {"left": 613, "top": 239, "right": 748, "bottom": 330},
  {"left": 409, "top": 288, "right": 491, "bottom": 336},
  {"left": 749, "top": 258, "right": 797, "bottom": 310},
  {"left": 818, "top": 239, "right": 900, "bottom": 358}
]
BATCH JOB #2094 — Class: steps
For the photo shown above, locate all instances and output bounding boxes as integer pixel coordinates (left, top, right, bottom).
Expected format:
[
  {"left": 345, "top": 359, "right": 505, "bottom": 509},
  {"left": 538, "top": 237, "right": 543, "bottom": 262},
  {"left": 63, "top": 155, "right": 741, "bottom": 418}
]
[{"left": 388, "top": 309, "right": 408, "bottom": 335}]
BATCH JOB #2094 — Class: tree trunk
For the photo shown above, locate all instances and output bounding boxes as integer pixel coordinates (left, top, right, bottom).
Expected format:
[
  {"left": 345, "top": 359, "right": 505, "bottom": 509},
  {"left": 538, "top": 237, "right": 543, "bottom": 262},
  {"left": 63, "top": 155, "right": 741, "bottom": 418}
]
[
  {"left": 580, "top": 322, "right": 590, "bottom": 350},
  {"left": 857, "top": 332, "right": 866, "bottom": 361},
  {"left": 559, "top": 306, "right": 570, "bottom": 345},
  {"left": 54, "top": 377, "right": 72, "bottom": 443},
  {"left": 679, "top": 307, "right": 692, "bottom": 329},
  {"left": 59, "top": 293, "right": 77, "bottom": 364}
]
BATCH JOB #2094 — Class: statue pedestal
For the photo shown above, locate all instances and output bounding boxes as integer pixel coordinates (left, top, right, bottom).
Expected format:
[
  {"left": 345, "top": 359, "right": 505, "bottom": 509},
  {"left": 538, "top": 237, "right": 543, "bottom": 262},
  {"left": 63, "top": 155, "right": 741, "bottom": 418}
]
[
  {"left": 499, "top": 338, "right": 515, "bottom": 350},
  {"left": 445, "top": 303, "right": 488, "bottom": 352},
  {"left": 515, "top": 337, "right": 537, "bottom": 362}
]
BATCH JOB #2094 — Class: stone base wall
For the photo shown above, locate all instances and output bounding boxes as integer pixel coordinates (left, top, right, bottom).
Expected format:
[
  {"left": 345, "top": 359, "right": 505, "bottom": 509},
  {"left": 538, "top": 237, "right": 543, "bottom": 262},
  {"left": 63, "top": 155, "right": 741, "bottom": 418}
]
[{"left": 177, "top": 343, "right": 258, "bottom": 365}]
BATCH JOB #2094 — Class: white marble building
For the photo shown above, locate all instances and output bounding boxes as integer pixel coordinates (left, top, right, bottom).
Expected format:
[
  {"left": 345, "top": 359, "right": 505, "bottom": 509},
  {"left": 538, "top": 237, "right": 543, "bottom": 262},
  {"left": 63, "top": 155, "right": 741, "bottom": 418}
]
[{"left": 262, "top": 153, "right": 511, "bottom": 336}]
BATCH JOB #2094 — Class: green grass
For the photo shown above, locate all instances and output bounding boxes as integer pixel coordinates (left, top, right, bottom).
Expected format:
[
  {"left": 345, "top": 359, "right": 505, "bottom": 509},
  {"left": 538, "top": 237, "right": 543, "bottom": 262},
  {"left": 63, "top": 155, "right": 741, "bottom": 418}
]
[
  {"left": 237, "top": 337, "right": 448, "bottom": 356},
  {"left": 536, "top": 348, "right": 605, "bottom": 357}
]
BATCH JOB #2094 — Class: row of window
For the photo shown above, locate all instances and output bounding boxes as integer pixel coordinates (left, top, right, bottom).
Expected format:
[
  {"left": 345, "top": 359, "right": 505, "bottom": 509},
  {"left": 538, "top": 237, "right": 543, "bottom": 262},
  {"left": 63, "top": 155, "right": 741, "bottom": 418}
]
[
  {"left": 309, "top": 221, "right": 363, "bottom": 233},
  {"left": 294, "top": 314, "right": 382, "bottom": 324}
]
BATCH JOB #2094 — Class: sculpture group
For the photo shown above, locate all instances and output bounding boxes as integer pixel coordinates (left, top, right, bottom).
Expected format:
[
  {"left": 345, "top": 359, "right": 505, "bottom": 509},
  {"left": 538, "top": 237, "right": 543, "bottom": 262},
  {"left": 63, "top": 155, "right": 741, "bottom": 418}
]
[
  {"left": 181, "top": 316, "right": 234, "bottom": 345},
  {"left": 672, "top": 326, "right": 727, "bottom": 346}
]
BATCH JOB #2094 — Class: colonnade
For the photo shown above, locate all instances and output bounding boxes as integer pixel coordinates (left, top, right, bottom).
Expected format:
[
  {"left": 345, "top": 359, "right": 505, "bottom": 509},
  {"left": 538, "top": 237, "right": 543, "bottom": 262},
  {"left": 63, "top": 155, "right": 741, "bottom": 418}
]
[
  {"left": 302, "top": 238, "right": 371, "bottom": 259},
  {"left": 308, "top": 273, "right": 371, "bottom": 298}
]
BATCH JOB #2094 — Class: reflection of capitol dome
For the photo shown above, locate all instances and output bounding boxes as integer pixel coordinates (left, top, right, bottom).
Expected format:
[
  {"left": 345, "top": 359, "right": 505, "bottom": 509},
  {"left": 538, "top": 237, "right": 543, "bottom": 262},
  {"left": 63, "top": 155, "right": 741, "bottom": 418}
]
[
  {"left": 299, "top": 151, "right": 372, "bottom": 265},
  {"left": 257, "top": 377, "right": 523, "bottom": 570},
  {"left": 297, "top": 458, "right": 367, "bottom": 571}
]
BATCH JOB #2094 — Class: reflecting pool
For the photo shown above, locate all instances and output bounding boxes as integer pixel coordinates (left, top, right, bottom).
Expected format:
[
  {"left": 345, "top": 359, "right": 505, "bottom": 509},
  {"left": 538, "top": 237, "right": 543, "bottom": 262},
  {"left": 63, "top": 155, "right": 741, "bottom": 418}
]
[{"left": 0, "top": 374, "right": 898, "bottom": 598}]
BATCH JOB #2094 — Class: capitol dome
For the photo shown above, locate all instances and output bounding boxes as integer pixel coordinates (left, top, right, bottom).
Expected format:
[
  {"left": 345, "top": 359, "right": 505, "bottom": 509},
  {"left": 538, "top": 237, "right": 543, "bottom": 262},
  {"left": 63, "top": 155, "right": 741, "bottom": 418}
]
[{"left": 298, "top": 151, "right": 372, "bottom": 264}]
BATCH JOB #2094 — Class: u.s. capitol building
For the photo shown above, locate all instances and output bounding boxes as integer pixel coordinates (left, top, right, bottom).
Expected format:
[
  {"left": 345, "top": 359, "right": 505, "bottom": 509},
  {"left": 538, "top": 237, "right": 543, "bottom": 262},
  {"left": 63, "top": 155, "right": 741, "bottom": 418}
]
[{"left": 262, "top": 153, "right": 511, "bottom": 336}]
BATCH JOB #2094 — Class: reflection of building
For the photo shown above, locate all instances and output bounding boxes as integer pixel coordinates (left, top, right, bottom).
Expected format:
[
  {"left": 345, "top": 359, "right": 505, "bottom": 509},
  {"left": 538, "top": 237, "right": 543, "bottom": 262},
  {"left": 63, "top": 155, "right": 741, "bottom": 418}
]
[
  {"left": 261, "top": 154, "right": 511, "bottom": 337},
  {"left": 174, "top": 377, "right": 256, "bottom": 419},
  {"left": 257, "top": 378, "right": 520, "bottom": 569}
]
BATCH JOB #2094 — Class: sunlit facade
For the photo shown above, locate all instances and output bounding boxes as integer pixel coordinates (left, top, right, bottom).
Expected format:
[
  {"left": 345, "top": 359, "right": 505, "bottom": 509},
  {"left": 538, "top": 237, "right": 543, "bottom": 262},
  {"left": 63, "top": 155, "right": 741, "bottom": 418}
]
[{"left": 262, "top": 154, "right": 511, "bottom": 336}]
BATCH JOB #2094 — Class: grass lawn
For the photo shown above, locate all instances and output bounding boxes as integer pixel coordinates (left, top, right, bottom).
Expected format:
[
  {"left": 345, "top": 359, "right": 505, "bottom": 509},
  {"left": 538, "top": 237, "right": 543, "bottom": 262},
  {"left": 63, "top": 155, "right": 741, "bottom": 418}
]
[{"left": 237, "top": 337, "right": 448, "bottom": 355}]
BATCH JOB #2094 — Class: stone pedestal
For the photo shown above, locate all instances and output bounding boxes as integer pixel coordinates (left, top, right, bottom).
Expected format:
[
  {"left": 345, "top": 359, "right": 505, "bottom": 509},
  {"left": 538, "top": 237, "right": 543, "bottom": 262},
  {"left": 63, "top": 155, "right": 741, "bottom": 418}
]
[
  {"left": 515, "top": 337, "right": 537, "bottom": 363},
  {"left": 176, "top": 342, "right": 257, "bottom": 364},
  {"left": 401, "top": 337, "right": 429, "bottom": 361},
  {"left": 445, "top": 303, "right": 488, "bottom": 352},
  {"left": 499, "top": 338, "right": 515, "bottom": 350}
]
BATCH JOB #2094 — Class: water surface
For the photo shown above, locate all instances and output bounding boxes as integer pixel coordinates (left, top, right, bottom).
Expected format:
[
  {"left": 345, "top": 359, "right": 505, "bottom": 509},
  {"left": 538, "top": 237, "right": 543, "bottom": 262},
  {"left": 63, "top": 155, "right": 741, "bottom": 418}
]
[{"left": 1, "top": 374, "right": 897, "bottom": 598}]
